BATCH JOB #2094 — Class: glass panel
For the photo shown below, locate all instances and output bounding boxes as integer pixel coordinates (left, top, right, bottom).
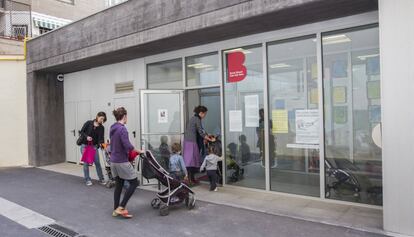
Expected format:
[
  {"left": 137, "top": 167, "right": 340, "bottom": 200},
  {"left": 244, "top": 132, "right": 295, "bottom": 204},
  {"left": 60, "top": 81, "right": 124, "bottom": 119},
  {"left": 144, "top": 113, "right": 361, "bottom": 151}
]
[
  {"left": 186, "top": 53, "right": 219, "bottom": 87},
  {"left": 147, "top": 59, "right": 183, "bottom": 89},
  {"left": 323, "top": 27, "right": 382, "bottom": 205},
  {"left": 223, "top": 45, "right": 265, "bottom": 190},
  {"left": 143, "top": 93, "right": 182, "bottom": 134},
  {"left": 267, "top": 36, "right": 320, "bottom": 196}
]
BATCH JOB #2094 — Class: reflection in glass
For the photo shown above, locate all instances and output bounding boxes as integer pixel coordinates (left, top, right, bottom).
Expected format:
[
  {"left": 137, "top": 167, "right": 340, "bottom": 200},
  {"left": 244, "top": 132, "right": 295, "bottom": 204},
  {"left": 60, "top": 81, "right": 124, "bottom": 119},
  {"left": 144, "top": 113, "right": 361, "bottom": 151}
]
[
  {"left": 267, "top": 36, "right": 320, "bottom": 197},
  {"left": 223, "top": 45, "right": 265, "bottom": 190},
  {"left": 186, "top": 53, "right": 219, "bottom": 87},
  {"left": 323, "top": 27, "right": 382, "bottom": 205},
  {"left": 147, "top": 59, "right": 183, "bottom": 89}
]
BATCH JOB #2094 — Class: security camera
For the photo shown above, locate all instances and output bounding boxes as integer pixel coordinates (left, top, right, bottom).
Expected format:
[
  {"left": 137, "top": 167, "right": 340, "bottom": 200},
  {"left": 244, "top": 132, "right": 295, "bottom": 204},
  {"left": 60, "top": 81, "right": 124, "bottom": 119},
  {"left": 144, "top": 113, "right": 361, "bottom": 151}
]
[{"left": 57, "top": 74, "right": 64, "bottom": 82}]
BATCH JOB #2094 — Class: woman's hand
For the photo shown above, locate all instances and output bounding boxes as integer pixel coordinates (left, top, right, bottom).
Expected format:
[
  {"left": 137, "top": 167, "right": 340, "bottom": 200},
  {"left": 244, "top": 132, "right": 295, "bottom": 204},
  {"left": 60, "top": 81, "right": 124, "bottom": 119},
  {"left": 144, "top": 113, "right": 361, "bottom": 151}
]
[{"left": 87, "top": 136, "right": 93, "bottom": 142}]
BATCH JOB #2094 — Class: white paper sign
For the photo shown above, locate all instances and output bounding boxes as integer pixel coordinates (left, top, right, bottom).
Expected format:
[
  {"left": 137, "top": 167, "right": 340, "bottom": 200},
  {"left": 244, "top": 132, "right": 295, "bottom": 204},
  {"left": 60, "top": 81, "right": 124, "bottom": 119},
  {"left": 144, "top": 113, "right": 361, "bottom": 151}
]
[
  {"left": 229, "top": 110, "right": 243, "bottom": 132},
  {"left": 158, "top": 109, "right": 168, "bottom": 123},
  {"left": 244, "top": 95, "right": 259, "bottom": 127},
  {"left": 295, "top": 109, "right": 319, "bottom": 144}
]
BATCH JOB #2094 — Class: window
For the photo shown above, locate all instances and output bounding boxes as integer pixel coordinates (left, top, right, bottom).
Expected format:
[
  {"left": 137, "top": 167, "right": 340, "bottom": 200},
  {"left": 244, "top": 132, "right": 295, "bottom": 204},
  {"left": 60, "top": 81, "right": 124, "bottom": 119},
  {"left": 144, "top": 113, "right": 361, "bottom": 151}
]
[
  {"left": 186, "top": 52, "right": 219, "bottom": 87},
  {"left": 267, "top": 36, "right": 320, "bottom": 196},
  {"left": 147, "top": 59, "right": 183, "bottom": 89},
  {"left": 323, "top": 26, "right": 382, "bottom": 205},
  {"left": 39, "top": 27, "right": 51, "bottom": 35},
  {"left": 223, "top": 45, "right": 265, "bottom": 190},
  {"left": 12, "top": 25, "right": 28, "bottom": 39}
]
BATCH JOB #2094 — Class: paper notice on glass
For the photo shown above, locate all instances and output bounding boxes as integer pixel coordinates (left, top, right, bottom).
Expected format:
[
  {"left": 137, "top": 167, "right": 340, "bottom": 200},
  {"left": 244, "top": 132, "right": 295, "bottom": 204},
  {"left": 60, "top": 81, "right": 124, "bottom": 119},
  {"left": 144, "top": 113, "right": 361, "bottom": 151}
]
[
  {"left": 295, "top": 109, "right": 319, "bottom": 144},
  {"left": 244, "top": 95, "right": 259, "bottom": 127},
  {"left": 158, "top": 109, "right": 168, "bottom": 124},
  {"left": 229, "top": 110, "right": 243, "bottom": 132},
  {"left": 272, "top": 110, "right": 288, "bottom": 134}
]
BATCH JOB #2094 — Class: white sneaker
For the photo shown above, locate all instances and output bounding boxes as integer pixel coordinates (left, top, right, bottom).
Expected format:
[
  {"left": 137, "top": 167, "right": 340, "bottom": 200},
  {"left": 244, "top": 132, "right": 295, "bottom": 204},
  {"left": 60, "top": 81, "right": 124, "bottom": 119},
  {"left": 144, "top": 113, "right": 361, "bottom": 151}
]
[
  {"left": 213, "top": 188, "right": 218, "bottom": 192},
  {"left": 86, "top": 180, "right": 93, "bottom": 186},
  {"left": 99, "top": 180, "right": 107, "bottom": 185}
]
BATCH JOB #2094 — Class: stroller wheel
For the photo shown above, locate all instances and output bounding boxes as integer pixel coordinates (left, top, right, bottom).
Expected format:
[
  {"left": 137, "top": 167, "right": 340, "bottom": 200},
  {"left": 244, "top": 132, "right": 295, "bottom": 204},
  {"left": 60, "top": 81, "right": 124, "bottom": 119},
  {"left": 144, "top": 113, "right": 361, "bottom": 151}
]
[
  {"left": 151, "top": 198, "right": 161, "bottom": 209},
  {"left": 186, "top": 194, "right": 196, "bottom": 210},
  {"left": 159, "top": 204, "right": 169, "bottom": 216}
]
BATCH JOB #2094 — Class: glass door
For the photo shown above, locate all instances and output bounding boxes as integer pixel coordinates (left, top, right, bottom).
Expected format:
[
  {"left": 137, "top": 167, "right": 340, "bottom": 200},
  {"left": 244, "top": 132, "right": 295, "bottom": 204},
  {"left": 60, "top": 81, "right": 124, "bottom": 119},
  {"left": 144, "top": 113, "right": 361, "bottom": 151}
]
[{"left": 140, "top": 90, "right": 185, "bottom": 185}]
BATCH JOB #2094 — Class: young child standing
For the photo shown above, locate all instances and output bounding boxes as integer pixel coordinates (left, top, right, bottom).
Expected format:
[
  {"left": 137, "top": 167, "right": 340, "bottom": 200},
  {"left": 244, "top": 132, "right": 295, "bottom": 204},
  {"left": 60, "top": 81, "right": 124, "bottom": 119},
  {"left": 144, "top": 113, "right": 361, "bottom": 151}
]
[
  {"left": 169, "top": 143, "right": 188, "bottom": 181},
  {"left": 200, "top": 146, "right": 223, "bottom": 191}
]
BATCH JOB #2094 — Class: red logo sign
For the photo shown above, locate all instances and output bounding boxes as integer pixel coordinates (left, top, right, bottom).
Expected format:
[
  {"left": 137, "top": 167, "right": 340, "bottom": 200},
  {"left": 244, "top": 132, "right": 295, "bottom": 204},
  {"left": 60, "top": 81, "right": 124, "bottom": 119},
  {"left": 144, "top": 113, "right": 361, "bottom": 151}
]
[{"left": 227, "top": 52, "right": 247, "bottom": 83}]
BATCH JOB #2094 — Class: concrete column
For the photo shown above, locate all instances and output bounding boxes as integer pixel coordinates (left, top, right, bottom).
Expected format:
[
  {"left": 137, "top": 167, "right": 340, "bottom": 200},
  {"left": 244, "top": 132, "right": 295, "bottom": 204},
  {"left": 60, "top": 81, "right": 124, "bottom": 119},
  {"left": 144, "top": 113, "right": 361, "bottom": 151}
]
[
  {"left": 380, "top": 0, "right": 414, "bottom": 236},
  {"left": 27, "top": 72, "right": 65, "bottom": 166}
]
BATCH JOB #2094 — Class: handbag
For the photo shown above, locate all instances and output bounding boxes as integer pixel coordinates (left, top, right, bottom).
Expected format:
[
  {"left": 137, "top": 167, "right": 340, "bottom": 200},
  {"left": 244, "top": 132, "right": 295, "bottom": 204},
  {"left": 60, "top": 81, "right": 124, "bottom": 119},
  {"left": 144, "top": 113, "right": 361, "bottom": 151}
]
[
  {"left": 128, "top": 150, "right": 139, "bottom": 162},
  {"left": 76, "top": 133, "right": 85, "bottom": 146},
  {"left": 76, "top": 121, "right": 93, "bottom": 146},
  {"left": 81, "top": 142, "right": 96, "bottom": 164}
]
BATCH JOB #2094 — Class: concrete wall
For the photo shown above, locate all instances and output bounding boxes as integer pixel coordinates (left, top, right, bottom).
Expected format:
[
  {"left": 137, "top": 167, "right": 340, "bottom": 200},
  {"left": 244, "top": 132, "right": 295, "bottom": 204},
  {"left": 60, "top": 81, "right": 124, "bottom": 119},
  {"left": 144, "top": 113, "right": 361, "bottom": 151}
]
[
  {"left": 31, "top": 0, "right": 106, "bottom": 21},
  {"left": 27, "top": 71, "right": 65, "bottom": 166},
  {"left": 0, "top": 38, "right": 23, "bottom": 55},
  {"left": 379, "top": 0, "right": 414, "bottom": 236},
  {"left": 0, "top": 61, "right": 28, "bottom": 167}
]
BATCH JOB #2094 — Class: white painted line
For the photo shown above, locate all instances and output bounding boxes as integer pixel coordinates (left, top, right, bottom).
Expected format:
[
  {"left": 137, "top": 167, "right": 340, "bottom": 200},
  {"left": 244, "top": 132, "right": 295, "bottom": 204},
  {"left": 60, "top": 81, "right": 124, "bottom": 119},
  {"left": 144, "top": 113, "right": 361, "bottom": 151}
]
[{"left": 0, "top": 197, "right": 55, "bottom": 229}]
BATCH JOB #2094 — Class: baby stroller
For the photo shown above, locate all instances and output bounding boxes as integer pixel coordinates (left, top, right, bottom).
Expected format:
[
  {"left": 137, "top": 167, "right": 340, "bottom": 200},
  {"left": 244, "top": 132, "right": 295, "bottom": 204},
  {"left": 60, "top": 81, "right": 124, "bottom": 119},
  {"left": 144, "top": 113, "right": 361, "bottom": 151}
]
[
  {"left": 141, "top": 150, "right": 196, "bottom": 216},
  {"left": 226, "top": 142, "right": 244, "bottom": 182},
  {"left": 101, "top": 143, "right": 116, "bottom": 189},
  {"left": 325, "top": 158, "right": 361, "bottom": 199}
]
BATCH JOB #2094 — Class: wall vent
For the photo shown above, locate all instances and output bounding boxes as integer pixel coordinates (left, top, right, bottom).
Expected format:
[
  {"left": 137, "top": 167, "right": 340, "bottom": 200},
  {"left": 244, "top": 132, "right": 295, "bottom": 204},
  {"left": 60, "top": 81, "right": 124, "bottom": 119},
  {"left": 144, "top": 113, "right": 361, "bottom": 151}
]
[{"left": 115, "top": 81, "right": 134, "bottom": 93}]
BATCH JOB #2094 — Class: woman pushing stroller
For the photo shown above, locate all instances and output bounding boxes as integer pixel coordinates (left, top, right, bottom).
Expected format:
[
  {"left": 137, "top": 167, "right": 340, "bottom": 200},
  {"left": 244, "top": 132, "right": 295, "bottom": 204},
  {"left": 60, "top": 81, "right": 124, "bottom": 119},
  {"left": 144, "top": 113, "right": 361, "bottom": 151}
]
[{"left": 110, "top": 107, "right": 143, "bottom": 218}]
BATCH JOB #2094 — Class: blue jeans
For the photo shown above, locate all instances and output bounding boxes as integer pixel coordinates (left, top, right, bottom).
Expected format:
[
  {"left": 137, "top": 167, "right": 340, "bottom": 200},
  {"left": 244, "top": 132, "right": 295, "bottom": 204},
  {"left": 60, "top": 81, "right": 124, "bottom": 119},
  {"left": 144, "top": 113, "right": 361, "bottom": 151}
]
[{"left": 80, "top": 144, "right": 104, "bottom": 182}]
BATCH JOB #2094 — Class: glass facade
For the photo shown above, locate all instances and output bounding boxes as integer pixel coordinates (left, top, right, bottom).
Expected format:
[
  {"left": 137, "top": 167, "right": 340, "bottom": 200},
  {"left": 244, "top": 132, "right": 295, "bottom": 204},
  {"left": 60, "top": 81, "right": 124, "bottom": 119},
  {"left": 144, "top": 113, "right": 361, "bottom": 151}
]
[
  {"left": 223, "top": 45, "right": 265, "bottom": 190},
  {"left": 145, "top": 24, "right": 381, "bottom": 205},
  {"left": 186, "top": 53, "right": 219, "bottom": 87},
  {"left": 322, "top": 27, "right": 382, "bottom": 205},
  {"left": 147, "top": 59, "right": 183, "bottom": 89},
  {"left": 267, "top": 36, "right": 320, "bottom": 196}
]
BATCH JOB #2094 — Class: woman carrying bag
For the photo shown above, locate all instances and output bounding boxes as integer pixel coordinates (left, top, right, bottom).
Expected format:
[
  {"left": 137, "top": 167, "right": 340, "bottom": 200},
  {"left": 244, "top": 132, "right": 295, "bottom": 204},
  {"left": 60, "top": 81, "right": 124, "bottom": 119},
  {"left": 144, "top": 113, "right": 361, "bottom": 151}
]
[{"left": 79, "top": 112, "right": 107, "bottom": 186}]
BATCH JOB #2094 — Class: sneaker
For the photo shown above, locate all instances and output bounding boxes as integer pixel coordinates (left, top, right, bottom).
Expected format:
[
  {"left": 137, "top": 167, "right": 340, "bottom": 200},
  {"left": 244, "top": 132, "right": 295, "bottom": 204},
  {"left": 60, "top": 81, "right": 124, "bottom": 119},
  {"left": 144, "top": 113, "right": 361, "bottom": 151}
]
[
  {"left": 99, "top": 180, "right": 107, "bottom": 186},
  {"left": 86, "top": 180, "right": 93, "bottom": 186},
  {"left": 213, "top": 187, "right": 218, "bottom": 192}
]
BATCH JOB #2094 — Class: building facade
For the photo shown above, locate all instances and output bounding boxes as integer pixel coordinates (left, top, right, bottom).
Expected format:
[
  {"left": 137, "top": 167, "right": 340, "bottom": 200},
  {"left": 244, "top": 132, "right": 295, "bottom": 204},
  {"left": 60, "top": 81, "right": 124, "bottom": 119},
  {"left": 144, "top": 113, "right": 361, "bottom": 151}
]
[{"left": 25, "top": 0, "right": 414, "bottom": 236}]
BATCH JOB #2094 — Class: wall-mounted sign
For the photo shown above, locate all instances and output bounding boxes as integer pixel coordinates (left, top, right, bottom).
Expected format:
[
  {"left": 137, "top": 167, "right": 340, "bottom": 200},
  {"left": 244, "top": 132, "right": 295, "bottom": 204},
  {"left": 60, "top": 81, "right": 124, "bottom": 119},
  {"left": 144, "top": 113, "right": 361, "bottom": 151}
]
[
  {"left": 229, "top": 110, "right": 243, "bottom": 132},
  {"left": 158, "top": 109, "right": 168, "bottom": 123},
  {"left": 295, "top": 109, "right": 319, "bottom": 144},
  {"left": 227, "top": 52, "right": 247, "bottom": 83},
  {"left": 244, "top": 95, "right": 259, "bottom": 127}
]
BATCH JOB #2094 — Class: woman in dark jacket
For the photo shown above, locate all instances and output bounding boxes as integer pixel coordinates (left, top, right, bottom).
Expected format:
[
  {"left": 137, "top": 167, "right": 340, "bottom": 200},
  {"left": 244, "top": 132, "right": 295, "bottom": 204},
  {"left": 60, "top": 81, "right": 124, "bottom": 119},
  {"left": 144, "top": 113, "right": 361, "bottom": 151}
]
[
  {"left": 79, "top": 112, "right": 107, "bottom": 186},
  {"left": 183, "top": 106, "right": 215, "bottom": 185}
]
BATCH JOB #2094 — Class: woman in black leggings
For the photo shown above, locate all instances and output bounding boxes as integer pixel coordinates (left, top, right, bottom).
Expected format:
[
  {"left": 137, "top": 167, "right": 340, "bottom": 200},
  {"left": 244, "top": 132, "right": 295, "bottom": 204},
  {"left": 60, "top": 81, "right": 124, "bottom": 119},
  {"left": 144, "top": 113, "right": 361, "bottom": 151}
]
[{"left": 109, "top": 107, "right": 142, "bottom": 218}]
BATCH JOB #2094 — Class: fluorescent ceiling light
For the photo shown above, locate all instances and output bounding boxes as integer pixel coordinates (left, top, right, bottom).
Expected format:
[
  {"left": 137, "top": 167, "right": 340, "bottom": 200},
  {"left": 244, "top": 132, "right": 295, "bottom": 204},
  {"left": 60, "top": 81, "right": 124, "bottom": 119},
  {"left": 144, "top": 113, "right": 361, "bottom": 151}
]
[
  {"left": 187, "top": 63, "right": 204, "bottom": 67},
  {"left": 357, "top": 54, "right": 379, "bottom": 60},
  {"left": 270, "top": 63, "right": 291, "bottom": 68},
  {"left": 187, "top": 63, "right": 212, "bottom": 69},
  {"left": 313, "top": 34, "right": 351, "bottom": 45}
]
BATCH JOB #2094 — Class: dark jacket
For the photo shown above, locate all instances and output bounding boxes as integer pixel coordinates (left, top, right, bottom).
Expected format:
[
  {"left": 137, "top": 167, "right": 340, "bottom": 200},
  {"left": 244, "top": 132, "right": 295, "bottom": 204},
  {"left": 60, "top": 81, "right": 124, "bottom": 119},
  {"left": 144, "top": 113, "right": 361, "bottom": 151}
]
[{"left": 80, "top": 120, "right": 105, "bottom": 146}]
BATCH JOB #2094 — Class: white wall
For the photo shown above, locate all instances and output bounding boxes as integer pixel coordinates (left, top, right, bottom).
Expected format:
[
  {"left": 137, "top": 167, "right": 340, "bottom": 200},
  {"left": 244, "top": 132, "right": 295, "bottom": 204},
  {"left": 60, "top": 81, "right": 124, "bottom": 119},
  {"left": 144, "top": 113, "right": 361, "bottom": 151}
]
[
  {"left": 380, "top": 0, "right": 414, "bottom": 236},
  {"left": 64, "top": 58, "right": 146, "bottom": 162},
  {"left": 0, "top": 61, "right": 28, "bottom": 167}
]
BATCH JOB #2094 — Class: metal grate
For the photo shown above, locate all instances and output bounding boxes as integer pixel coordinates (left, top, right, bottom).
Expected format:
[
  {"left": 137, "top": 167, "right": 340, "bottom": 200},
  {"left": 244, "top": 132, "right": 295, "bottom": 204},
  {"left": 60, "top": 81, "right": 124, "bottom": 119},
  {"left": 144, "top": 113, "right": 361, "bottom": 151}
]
[{"left": 38, "top": 224, "right": 83, "bottom": 237}]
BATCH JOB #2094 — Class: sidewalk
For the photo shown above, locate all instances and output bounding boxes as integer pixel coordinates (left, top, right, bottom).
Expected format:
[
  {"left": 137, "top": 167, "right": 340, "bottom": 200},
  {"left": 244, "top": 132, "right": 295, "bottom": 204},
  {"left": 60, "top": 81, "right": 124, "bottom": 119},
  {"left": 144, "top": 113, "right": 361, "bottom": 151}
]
[
  {"left": 39, "top": 162, "right": 384, "bottom": 235},
  {"left": 0, "top": 166, "right": 386, "bottom": 237}
]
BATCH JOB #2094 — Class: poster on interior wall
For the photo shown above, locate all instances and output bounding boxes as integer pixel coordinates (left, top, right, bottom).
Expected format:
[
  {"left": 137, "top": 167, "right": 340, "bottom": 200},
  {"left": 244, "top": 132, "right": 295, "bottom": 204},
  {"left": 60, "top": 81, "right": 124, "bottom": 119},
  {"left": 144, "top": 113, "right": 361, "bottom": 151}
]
[
  {"left": 295, "top": 109, "right": 319, "bottom": 144},
  {"left": 272, "top": 110, "right": 288, "bottom": 134},
  {"left": 333, "top": 106, "right": 347, "bottom": 124},
  {"left": 310, "top": 88, "right": 318, "bottom": 105},
  {"left": 227, "top": 51, "right": 247, "bottom": 83},
  {"left": 229, "top": 110, "right": 243, "bottom": 132},
  {"left": 244, "top": 95, "right": 259, "bottom": 127},
  {"left": 158, "top": 109, "right": 168, "bottom": 123},
  {"left": 367, "top": 80, "right": 381, "bottom": 99},
  {"left": 333, "top": 86, "right": 347, "bottom": 104}
]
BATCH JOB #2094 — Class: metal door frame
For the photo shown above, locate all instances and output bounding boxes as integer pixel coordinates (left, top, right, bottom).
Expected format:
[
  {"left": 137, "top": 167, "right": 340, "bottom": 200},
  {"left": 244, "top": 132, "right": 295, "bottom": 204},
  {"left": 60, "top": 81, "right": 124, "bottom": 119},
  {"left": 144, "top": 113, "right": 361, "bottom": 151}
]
[{"left": 139, "top": 89, "right": 185, "bottom": 185}]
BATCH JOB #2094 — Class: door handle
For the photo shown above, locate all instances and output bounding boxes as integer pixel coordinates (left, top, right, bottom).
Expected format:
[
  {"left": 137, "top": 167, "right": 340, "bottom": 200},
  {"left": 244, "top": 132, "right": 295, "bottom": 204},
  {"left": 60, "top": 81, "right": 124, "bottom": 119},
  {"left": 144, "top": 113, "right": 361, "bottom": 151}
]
[
  {"left": 132, "top": 131, "right": 136, "bottom": 138},
  {"left": 71, "top": 129, "right": 76, "bottom": 136}
]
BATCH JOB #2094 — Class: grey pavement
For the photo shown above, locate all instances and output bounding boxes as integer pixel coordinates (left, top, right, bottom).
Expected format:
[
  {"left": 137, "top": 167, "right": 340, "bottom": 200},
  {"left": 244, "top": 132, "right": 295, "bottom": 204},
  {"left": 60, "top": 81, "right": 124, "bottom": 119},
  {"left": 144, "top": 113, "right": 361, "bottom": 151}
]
[{"left": 0, "top": 167, "right": 387, "bottom": 237}]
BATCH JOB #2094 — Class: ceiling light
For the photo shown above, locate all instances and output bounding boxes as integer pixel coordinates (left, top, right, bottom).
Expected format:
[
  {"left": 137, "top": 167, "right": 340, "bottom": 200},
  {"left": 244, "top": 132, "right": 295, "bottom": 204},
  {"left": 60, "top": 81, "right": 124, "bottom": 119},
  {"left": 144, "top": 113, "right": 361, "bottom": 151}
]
[
  {"left": 357, "top": 54, "right": 379, "bottom": 60},
  {"left": 270, "top": 63, "right": 291, "bottom": 69}
]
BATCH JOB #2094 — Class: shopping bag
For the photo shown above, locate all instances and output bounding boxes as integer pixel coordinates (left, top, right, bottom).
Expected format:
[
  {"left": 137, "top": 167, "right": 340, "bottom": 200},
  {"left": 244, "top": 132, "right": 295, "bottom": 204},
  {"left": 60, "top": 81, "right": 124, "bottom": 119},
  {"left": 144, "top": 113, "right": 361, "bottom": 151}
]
[
  {"left": 128, "top": 150, "right": 139, "bottom": 162},
  {"left": 81, "top": 143, "right": 96, "bottom": 164}
]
